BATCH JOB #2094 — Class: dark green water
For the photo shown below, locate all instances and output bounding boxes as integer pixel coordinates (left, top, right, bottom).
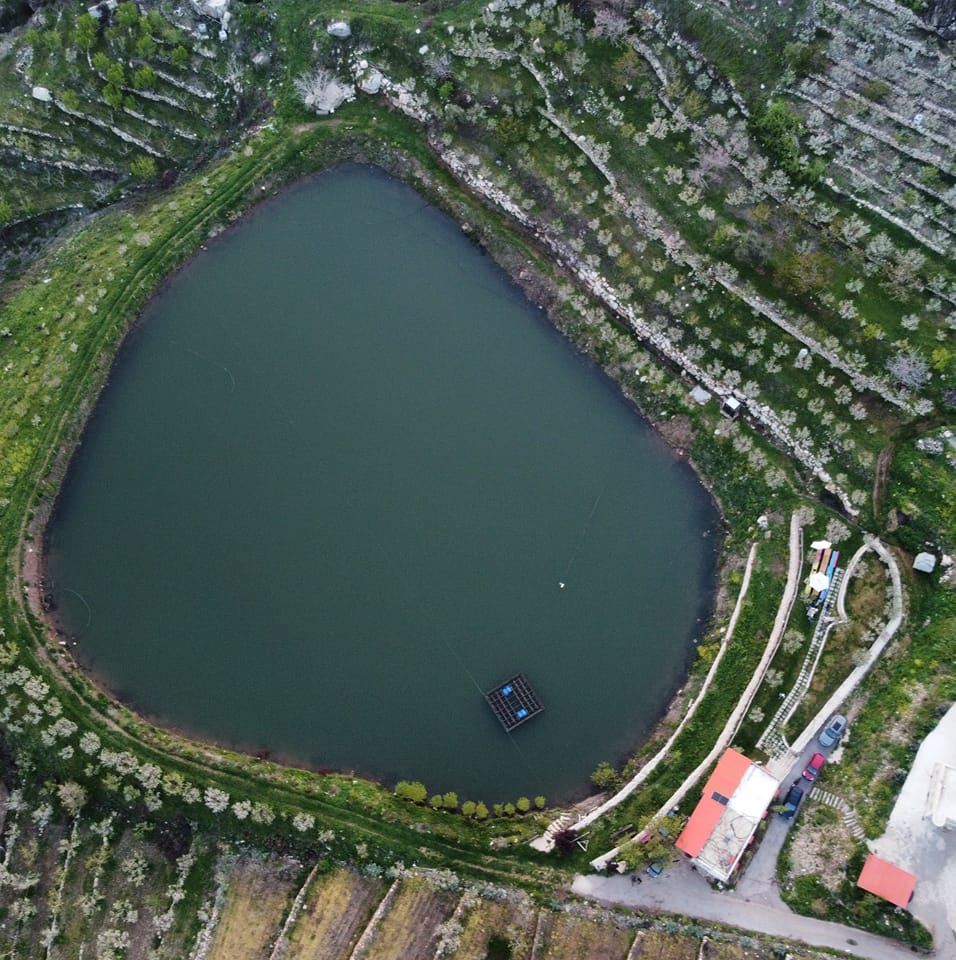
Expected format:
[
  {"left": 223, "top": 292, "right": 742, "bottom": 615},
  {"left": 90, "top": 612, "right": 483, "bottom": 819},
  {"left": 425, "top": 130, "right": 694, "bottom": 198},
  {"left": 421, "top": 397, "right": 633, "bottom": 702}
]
[{"left": 48, "top": 165, "right": 718, "bottom": 802}]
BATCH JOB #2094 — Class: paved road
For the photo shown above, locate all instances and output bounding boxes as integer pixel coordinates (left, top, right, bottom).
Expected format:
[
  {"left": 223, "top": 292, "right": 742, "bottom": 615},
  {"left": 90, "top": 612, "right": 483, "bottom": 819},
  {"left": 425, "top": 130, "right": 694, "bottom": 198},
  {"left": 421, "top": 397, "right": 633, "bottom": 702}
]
[
  {"left": 573, "top": 728, "right": 864, "bottom": 956},
  {"left": 737, "top": 730, "right": 843, "bottom": 904},
  {"left": 573, "top": 870, "right": 918, "bottom": 960}
]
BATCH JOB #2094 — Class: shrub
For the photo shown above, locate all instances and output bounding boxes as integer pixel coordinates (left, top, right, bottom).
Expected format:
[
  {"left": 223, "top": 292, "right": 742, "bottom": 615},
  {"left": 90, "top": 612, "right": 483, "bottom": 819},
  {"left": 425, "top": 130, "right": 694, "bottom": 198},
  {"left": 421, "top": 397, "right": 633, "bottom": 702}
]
[
  {"left": 129, "top": 156, "right": 158, "bottom": 181},
  {"left": 394, "top": 781, "right": 427, "bottom": 803},
  {"left": 133, "top": 66, "right": 156, "bottom": 90},
  {"left": 553, "top": 828, "right": 578, "bottom": 855},
  {"left": 776, "top": 249, "right": 835, "bottom": 297},
  {"left": 862, "top": 79, "right": 891, "bottom": 102},
  {"left": 590, "top": 761, "right": 617, "bottom": 789}
]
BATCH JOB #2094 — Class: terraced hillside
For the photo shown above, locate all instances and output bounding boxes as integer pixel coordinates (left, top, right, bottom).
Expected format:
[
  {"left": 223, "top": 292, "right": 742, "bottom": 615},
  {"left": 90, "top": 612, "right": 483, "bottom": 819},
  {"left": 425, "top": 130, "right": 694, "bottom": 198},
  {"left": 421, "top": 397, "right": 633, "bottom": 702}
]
[
  {"left": 0, "top": 801, "right": 822, "bottom": 960},
  {"left": 0, "top": 0, "right": 236, "bottom": 240}
]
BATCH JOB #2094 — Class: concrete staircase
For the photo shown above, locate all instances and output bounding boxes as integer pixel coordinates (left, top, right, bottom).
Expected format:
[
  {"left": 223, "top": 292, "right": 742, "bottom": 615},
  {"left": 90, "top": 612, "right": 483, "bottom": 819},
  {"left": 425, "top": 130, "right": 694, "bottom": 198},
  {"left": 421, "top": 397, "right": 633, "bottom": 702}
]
[
  {"left": 757, "top": 568, "right": 845, "bottom": 759},
  {"left": 530, "top": 813, "right": 573, "bottom": 853}
]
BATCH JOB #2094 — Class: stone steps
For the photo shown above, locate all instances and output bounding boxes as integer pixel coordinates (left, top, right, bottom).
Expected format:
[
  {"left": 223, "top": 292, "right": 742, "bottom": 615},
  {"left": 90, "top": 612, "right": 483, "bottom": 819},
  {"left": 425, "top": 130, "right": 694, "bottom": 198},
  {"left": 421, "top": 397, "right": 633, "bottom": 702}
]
[
  {"left": 530, "top": 813, "right": 573, "bottom": 852},
  {"left": 811, "top": 786, "right": 867, "bottom": 841},
  {"left": 757, "top": 569, "right": 844, "bottom": 757}
]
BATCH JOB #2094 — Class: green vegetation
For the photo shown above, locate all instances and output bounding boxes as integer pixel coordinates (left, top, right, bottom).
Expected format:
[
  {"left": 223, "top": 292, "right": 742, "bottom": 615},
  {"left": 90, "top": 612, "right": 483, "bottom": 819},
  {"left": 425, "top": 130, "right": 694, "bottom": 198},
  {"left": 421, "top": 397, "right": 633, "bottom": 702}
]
[
  {"left": 781, "top": 849, "right": 933, "bottom": 950},
  {"left": 754, "top": 101, "right": 824, "bottom": 182}
]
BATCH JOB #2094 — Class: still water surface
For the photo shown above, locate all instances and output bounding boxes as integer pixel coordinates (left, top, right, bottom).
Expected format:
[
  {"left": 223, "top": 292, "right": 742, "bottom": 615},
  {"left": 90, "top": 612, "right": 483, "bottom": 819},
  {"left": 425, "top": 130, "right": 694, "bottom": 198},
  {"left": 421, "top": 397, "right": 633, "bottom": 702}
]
[{"left": 48, "top": 165, "right": 718, "bottom": 801}]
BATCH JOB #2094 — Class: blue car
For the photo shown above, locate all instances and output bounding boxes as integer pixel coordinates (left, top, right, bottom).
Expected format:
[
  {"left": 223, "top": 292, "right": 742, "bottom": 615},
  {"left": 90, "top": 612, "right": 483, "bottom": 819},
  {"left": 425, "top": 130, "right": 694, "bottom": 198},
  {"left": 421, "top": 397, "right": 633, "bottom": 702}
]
[{"left": 779, "top": 783, "right": 804, "bottom": 819}]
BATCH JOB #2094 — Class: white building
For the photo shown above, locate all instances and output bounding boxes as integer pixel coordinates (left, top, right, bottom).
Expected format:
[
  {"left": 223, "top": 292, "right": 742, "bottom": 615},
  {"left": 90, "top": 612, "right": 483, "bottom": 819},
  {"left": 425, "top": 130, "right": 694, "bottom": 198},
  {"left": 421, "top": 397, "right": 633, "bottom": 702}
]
[{"left": 675, "top": 748, "right": 780, "bottom": 883}]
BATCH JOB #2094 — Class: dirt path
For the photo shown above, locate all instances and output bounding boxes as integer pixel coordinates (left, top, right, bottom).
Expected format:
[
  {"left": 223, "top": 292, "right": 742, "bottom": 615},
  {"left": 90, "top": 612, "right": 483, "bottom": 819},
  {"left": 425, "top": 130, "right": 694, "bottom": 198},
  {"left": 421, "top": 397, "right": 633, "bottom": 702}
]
[{"left": 872, "top": 445, "right": 894, "bottom": 523}]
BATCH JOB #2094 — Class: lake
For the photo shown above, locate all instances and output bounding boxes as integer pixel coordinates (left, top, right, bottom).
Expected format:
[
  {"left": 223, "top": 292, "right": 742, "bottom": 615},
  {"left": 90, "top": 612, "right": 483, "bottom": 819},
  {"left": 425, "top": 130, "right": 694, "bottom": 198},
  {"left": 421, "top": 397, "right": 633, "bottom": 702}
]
[{"left": 47, "top": 165, "right": 719, "bottom": 803}]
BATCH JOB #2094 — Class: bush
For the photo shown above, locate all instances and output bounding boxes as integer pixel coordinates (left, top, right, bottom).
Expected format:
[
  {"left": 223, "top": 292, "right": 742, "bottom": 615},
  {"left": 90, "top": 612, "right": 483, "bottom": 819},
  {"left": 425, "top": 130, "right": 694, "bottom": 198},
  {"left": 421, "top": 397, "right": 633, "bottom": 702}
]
[
  {"left": 783, "top": 42, "right": 827, "bottom": 78},
  {"left": 133, "top": 66, "right": 156, "bottom": 90},
  {"left": 129, "top": 156, "right": 158, "bottom": 181},
  {"left": 863, "top": 79, "right": 891, "bottom": 102},
  {"left": 394, "top": 780, "right": 427, "bottom": 803},
  {"left": 516, "top": 797, "right": 531, "bottom": 813},
  {"left": 496, "top": 114, "right": 528, "bottom": 147},
  {"left": 776, "top": 249, "right": 835, "bottom": 297},
  {"left": 590, "top": 761, "right": 617, "bottom": 789},
  {"left": 753, "top": 101, "right": 823, "bottom": 181}
]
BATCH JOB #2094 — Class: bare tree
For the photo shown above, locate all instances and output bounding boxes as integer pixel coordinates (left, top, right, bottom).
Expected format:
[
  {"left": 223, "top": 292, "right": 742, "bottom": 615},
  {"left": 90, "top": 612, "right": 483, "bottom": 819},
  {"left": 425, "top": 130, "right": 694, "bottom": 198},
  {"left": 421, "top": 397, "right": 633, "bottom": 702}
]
[
  {"left": 425, "top": 51, "right": 453, "bottom": 80},
  {"left": 886, "top": 351, "right": 930, "bottom": 390},
  {"left": 294, "top": 68, "right": 352, "bottom": 115},
  {"left": 590, "top": 8, "right": 629, "bottom": 42}
]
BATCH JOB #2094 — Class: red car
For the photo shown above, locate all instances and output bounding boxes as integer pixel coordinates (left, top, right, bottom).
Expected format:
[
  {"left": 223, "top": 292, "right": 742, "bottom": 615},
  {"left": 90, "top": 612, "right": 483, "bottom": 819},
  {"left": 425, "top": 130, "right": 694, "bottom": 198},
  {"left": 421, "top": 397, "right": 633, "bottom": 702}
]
[{"left": 802, "top": 752, "right": 826, "bottom": 781}]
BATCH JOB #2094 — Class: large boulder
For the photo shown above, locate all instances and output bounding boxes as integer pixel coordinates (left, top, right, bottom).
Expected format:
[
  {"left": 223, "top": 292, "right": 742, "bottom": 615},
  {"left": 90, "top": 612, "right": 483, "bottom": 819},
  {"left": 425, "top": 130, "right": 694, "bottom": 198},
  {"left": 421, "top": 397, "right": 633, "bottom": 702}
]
[
  {"left": 357, "top": 67, "right": 384, "bottom": 95},
  {"left": 191, "top": 0, "right": 228, "bottom": 21}
]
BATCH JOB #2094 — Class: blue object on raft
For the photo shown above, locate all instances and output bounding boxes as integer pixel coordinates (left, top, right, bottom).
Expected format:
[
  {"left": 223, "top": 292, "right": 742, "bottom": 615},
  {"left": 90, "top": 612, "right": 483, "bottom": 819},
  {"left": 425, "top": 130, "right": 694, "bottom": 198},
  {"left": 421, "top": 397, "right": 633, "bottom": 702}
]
[{"left": 484, "top": 674, "right": 543, "bottom": 732}]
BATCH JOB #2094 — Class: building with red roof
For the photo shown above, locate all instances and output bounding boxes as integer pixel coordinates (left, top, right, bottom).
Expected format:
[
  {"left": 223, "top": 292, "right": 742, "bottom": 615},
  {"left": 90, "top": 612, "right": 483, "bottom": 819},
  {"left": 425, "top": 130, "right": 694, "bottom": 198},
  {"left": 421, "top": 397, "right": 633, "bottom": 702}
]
[
  {"left": 857, "top": 854, "right": 917, "bottom": 908},
  {"left": 675, "top": 748, "right": 779, "bottom": 883}
]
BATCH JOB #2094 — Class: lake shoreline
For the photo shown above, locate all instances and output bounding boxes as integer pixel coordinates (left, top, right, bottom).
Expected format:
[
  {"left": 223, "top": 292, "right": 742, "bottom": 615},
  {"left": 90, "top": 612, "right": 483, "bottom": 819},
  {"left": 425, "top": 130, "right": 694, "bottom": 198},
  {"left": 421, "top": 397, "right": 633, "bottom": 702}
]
[{"left": 25, "top": 134, "right": 726, "bottom": 807}]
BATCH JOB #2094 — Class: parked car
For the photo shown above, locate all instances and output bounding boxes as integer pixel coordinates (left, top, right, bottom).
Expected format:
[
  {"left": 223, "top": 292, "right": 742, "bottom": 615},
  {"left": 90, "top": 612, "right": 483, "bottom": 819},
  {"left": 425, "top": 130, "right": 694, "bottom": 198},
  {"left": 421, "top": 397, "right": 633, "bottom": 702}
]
[
  {"left": 646, "top": 861, "right": 663, "bottom": 878},
  {"left": 818, "top": 714, "right": 848, "bottom": 748},
  {"left": 779, "top": 782, "right": 804, "bottom": 819},
  {"left": 802, "top": 752, "right": 826, "bottom": 781}
]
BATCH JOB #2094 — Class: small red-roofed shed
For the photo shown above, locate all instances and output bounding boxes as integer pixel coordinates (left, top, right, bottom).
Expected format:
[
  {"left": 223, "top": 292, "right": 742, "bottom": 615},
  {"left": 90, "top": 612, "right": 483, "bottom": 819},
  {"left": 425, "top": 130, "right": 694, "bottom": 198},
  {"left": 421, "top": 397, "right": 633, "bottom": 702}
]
[{"left": 857, "top": 854, "right": 916, "bottom": 908}]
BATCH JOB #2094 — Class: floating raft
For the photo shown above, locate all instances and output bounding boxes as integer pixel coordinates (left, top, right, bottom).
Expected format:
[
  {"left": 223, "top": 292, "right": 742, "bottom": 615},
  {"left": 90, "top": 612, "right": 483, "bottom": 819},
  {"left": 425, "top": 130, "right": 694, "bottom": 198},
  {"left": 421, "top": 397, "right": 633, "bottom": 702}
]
[{"left": 485, "top": 674, "right": 543, "bottom": 732}]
